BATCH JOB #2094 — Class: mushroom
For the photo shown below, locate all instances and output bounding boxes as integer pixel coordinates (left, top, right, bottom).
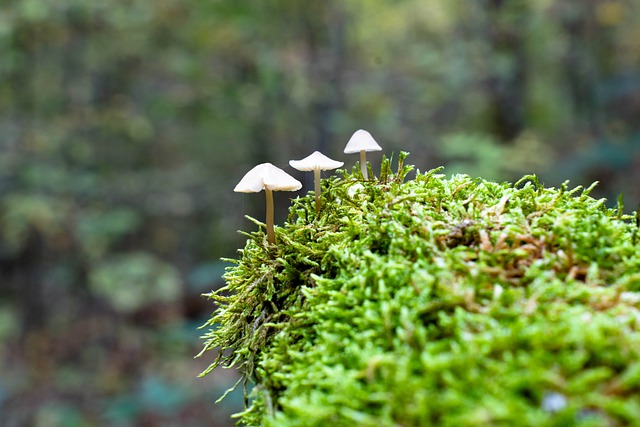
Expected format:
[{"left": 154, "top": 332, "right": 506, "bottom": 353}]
[
  {"left": 234, "top": 163, "right": 302, "bottom": 245},
  {"left": 289, "top": 151, "right": 343, "bottom": 213},
  {"left": 343, "top": 129, "right": 382, "bottom": 179}
]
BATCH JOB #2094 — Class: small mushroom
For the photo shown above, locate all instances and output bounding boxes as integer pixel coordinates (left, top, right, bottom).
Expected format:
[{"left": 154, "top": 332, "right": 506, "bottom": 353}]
[
  {"left": 344, "top": 129, "right": 382, "bottom": 179},
  {"left": 234, "top": 163, "right": 302, "bottom": 245},
  {"left": 289, "top": 151, "right": 343, "bottom": 213}
]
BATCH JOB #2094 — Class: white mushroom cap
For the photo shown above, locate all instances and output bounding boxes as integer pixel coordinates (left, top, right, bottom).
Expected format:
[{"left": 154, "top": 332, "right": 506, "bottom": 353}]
[
  {"left": 343, "top": 129, "right": 382, "bottom": 153},
  {"left": 289, "top": 151, "right": 344, "bottom": 172},
  {"left": 234, "top": 163, "right": 302, "bottom": 193}
]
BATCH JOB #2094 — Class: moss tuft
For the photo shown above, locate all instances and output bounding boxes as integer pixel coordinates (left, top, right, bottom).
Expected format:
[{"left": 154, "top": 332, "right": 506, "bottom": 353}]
[{"left": 199, "top": 154, "right": 640, "bottom": 426}]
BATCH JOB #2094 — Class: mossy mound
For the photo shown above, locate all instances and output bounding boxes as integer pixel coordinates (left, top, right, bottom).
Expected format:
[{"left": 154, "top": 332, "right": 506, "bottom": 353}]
[{"left": 200, "top": 154, "right": 640, "bottom": 426}]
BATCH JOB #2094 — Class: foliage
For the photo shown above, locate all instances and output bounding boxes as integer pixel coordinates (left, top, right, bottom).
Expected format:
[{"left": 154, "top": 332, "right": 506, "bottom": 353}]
[
  {"left": 200, "top": 156, "right": 640, "bottom": 426},
  {"left": 90, "top": 252, "right": 182, "bottom": 312},
  {"left": 2, "top": 0, "right": 640, "bottom": 425}
]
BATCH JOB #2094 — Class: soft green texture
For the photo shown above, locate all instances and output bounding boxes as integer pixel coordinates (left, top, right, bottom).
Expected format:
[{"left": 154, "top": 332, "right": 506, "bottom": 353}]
[{"left": 200, "top": 154, "right": 640, "bottom": 426}]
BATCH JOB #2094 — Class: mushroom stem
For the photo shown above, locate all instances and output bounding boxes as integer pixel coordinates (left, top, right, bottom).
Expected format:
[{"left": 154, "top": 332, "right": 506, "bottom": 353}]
[
  {"left": 313, "top": 168, "right": 321, "bottom": 213},
  {"left": 265, "top": 188, "right": 275, "bottom": 244},
  {"left": 360, "top": 150, "right": 368, "bottom": 179}
]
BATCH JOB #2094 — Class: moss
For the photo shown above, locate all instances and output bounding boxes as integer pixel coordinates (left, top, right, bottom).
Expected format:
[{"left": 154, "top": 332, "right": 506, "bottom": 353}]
[{"left": 199, "top": 153, "right": 640, "bottom": 426}]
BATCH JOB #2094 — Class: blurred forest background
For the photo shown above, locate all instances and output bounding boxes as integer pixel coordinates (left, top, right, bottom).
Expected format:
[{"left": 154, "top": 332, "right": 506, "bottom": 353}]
[{"left": 1, "top": 0, "right": 639, "bottom": 426}]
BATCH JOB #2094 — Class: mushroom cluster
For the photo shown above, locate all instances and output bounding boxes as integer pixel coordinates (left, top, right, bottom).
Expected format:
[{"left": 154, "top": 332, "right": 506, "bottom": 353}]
[{"left": 234, "top": 129, "right": 382, "bottom": 245}]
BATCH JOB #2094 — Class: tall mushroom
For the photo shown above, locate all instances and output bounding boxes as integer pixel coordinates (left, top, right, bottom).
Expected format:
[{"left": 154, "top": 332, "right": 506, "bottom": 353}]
[
  {"left": 344, "top": 129, "right": 382, "bottom": 179},
  {"left": 289, "top": 151, "right": 343, "bottom": 214},
  {"left": 234, "top": 163, "right": 302, "bottom": 245}
]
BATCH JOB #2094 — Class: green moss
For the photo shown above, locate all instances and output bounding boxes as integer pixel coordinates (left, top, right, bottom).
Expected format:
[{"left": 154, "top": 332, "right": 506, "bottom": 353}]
[{"left": 199, "top": 153, "right": 640, "bottom": 426}]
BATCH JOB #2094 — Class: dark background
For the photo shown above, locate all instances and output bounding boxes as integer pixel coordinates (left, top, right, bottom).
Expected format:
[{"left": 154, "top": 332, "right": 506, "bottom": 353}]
[{"left": 1, "top": 1, "right": 639, "bottom": 425}]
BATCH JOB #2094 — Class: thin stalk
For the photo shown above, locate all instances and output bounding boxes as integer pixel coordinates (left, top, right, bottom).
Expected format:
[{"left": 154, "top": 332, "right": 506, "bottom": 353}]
[
  {"left": 265, "top": 188, "right": 275, "bottom": 244},
  {"left": 360, "top": 150, "right": 367, "bottom": 179},
  {"left": 314, "top": 168, "right": 321, "bottom": 213}
]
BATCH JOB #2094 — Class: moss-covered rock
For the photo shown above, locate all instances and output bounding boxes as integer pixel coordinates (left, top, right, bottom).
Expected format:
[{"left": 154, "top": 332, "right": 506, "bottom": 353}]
[{"left": 199, "top": 154, "right": 640, "bottom": 426}]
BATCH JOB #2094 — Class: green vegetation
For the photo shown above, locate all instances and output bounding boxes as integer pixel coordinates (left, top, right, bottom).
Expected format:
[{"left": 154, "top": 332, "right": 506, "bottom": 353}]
[
  {"left": 200, "top": 155, "right": 640, "bottom": 426},
  {"left": 3, "top": 0, "right": 640, "bottom": 424}
]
